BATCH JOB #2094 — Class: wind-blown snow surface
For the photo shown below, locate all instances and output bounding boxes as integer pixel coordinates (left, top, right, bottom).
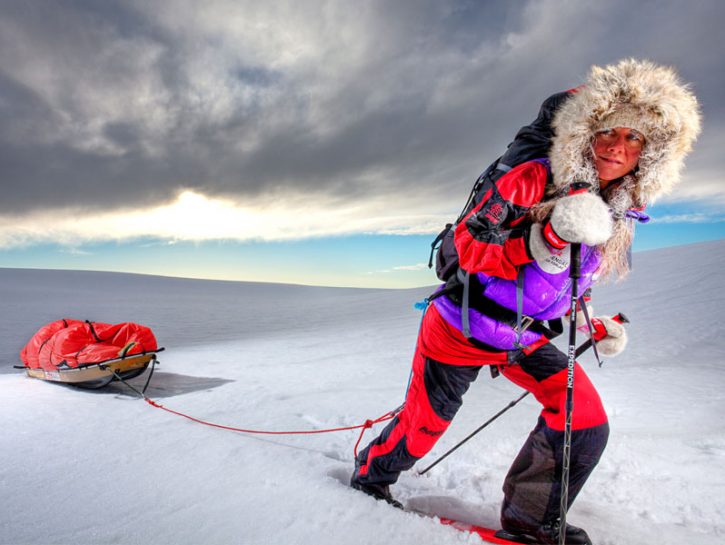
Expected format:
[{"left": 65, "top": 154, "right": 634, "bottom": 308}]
[{"left": 1, "top": 240, "right": 724, "bottom": 545}]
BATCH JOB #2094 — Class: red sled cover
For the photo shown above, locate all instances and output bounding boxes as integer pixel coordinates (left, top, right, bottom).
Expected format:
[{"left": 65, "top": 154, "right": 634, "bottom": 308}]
[{"left": 20, "top": 319, "right": 158, "bottom": 371}]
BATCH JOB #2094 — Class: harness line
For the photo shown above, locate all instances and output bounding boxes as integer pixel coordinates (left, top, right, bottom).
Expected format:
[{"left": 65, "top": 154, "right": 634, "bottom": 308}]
[{"left": 112, "top": 370, "right": 398, "bottom": 456}]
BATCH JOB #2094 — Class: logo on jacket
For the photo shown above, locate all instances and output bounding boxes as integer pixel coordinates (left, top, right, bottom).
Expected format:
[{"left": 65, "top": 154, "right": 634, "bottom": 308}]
[
  {"left": 419, "top": 426, "right": 443, "bottom": 437},
  {"left": 484, "top": 202, "right": 505, "bottom": 224}
]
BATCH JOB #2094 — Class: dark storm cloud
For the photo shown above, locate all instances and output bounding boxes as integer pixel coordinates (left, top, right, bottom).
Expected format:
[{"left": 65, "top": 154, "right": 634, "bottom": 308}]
[{"left": 1, "top": 0, "right": 723, "bottom": 218}]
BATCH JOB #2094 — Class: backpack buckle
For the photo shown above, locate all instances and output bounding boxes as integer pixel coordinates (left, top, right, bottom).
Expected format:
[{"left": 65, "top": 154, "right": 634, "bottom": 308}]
[
  {"left": 513, "top": 315, "right": 534, "bottom": 335},
  {"left": 513, "top": 316, "right": 534, "bottom": 351}
]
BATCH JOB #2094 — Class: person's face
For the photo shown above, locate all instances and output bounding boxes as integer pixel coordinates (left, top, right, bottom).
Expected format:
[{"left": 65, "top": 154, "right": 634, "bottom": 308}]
[{"left": 593, "top": 127, "right": 644, "bottom": 182}]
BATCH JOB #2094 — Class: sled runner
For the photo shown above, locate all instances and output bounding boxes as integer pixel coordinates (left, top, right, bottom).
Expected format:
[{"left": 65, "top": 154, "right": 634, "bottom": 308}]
[
  {"left": 18, "top": 318, "right": 162, "bottom": 389},
  {"left": 23, "top": 352, "right": 160, "bottom": 389}
]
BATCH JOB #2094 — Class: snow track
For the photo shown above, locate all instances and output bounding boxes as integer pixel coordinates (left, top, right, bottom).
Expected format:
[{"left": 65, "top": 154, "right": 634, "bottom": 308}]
[{"left": 1, "top": 240, "right": 724, "bottom": 545}]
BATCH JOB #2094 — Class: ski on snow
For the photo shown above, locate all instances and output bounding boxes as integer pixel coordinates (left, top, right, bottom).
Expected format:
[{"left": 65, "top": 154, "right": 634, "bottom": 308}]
[
  {"left": 345, "top": 480, "right": 530, "bottom": 543},
  {"left": 437, "top": 516, "right": 529, "bottom": 544},
  {"left": 406, "top": 508, "right": 532, "bottom": 544},
  {"left": 345, "top": 481, "right": 529, "bottom": 543}
]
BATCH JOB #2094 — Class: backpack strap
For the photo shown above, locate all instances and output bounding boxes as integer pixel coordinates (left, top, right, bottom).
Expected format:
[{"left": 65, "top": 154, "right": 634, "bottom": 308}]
[
  {"left": 548, "top": 317, "right": 564, "bottom": 335},
  {"left": 454, "top": 158, "right": 508, "bottom": 224},
  {"left": 494, "top": 162, "right": 513, "bottom": 174},
  {"left": 428, "top": 223, "right": 453, "bottom": 269},
  {"left": 431, "top": 157, "right": 559, "bottom": 349},
  {"left": 459, "top": 268, "right": 472, "bottom": 339},
  {"left": 513, "top": 268, "right": 530, "bottom": 350}
]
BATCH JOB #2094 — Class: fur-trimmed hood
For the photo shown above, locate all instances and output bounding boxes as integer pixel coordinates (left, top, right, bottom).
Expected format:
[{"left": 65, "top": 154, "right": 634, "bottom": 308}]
[{"left": 549, "top": 59, "right": 701, "bottom": 206}]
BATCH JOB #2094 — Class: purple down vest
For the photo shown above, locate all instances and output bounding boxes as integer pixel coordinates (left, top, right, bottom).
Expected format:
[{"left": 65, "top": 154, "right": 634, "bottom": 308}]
[{"left": 433, "top": 245, "right": 602, "bottom": 350}]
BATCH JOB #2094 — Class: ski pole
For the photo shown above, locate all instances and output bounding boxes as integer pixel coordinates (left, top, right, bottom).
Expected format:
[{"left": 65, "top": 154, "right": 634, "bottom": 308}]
[
  {"left": 417, "top": 318, "right": 617, "bottom": 476},
  {"left": 417, "top": 391, "right": 529, "bottom": 476},
  {"left": 559, "top": 243, "right": 581, "bottom": 545}
]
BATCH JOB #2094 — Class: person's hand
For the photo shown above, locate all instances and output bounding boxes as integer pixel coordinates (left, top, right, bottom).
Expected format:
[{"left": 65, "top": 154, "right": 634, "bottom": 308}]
[
  {"left": 528, "top": 223, "right": 570, "bottom": 273},
  {"left": 589, "top": 315, "right": 628, "bottom": 357},
  {"left": 543, "top": 192, "right": 613, "bottom": 248}
]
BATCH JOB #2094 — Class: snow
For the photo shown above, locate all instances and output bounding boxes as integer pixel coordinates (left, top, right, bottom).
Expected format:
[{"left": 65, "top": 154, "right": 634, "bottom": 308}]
[{"left": 1, "top": 240, "right": 724, "bottom": 545}]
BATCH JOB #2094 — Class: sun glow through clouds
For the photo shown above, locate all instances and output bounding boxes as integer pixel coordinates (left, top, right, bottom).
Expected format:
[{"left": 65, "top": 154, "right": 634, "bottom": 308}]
[{"left": 0, "top": 190, "right": 448, "bottom": 249}]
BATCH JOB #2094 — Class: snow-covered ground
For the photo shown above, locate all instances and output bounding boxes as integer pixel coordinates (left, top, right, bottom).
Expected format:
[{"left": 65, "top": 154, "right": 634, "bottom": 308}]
[{"left": 1, "top": 240, "right": 724, "bottom": 545}]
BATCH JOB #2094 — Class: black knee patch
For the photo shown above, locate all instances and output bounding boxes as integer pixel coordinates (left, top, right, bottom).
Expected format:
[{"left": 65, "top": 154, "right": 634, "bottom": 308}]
[
  {"left": 423, "top": 358, "right": 481, "bottom": 421},
  {"left": 517, "top": 343, "right": 568, "bottom": 382}
]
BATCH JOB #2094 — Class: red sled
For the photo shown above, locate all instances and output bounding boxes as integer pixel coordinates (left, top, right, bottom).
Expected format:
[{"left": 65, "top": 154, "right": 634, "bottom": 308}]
[{"left": 19, "top": 318, "right": 163, "bottom": 389}]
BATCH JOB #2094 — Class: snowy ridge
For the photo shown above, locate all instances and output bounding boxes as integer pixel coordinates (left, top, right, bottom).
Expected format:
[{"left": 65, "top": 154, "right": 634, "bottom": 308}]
[{"left": 1, "top": 240, "right": 724, "bottom": 545}]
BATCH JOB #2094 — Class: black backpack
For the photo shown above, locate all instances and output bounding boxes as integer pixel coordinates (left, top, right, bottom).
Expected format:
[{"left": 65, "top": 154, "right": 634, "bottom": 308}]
[{"left": 428, "top": 90, "right": 573, "bottom": 282}]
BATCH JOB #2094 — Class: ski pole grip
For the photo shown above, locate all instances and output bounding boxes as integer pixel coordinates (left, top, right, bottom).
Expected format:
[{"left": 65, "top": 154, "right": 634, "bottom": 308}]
[
  {"left": 569, "top": 243, "right": 581, "bottom": 278},
  {"left": 613, "top": 312, "right": 630, "bottom": 324}
]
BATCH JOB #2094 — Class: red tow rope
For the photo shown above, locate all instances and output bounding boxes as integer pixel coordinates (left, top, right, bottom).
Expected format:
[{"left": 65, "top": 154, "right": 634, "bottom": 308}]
[
  {"left": 113, "top": 370, "right": 399, "bottom": 456},
  {"left": 143, "top": 397, "right": 397, "bottom": 457}
]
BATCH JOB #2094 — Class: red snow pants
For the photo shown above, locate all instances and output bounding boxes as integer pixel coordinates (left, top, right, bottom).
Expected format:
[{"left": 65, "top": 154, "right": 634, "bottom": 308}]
[{"left": 353, "top": 304, "right": 609, "bottom": 526}]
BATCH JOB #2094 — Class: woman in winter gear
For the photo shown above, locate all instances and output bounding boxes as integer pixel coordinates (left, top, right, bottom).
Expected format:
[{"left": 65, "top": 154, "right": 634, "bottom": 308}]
[{"left": 350, "top": 59, "right": 700, "bottom": 544}]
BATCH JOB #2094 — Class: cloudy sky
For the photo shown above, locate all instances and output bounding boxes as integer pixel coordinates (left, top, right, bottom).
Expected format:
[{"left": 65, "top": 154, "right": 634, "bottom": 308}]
[{"left": 1, "top": 0, "right": 723, "bottom": 287}]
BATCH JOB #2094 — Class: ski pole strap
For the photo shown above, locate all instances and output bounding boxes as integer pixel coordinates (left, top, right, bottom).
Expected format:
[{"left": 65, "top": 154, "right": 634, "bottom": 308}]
[{"left": 577, "top": 296, "right": 603, "bottom": 366}]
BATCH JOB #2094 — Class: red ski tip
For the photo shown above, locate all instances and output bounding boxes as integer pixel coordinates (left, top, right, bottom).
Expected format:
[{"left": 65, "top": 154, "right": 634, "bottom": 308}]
[{"left": 439, "top": 517, "right": 526, "bottom": 544}]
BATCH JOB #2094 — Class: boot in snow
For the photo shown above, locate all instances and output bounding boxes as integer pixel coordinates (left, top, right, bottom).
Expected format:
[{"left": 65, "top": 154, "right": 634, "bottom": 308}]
[
  {"left": 350, "top": 475, "right": 403, "bottom": 509},
  {"left": 498, "top": 518, "right": 592, "bottom": 545}
]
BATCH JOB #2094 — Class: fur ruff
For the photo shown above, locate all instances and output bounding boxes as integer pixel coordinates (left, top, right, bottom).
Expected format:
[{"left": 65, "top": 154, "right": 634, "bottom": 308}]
[
  {"left": 549, "top": 58, "right": 701, "bottom": 205},
  {"left": 533, "top": 59, "right": 701, "bottom": 280}
]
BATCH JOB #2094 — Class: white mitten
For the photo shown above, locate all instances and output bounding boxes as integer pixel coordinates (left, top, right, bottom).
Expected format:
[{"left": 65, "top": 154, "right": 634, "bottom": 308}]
[
  {"left": 592, "top": 315, "right": 628, "bottom": 357},
  {"left": 548, "top": 192, "right": 613, "bottom": 246},
  {"left": 528, "top": 223, "right": 570, "bottom": 274}
]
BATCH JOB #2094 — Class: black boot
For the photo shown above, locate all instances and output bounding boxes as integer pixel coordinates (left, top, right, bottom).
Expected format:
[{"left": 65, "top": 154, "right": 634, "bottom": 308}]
[
  {"left": 350, "top": 474, "right": 404, "bottom": 509},
  {"left": 499, "top": 501, "right": 592, "bottom": 545},
  {"left": 534, "top": 520, "right": 592, "bottom": 545},
  {"left": 497, "top": 518, "right": 592, "bottom": 545}
]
